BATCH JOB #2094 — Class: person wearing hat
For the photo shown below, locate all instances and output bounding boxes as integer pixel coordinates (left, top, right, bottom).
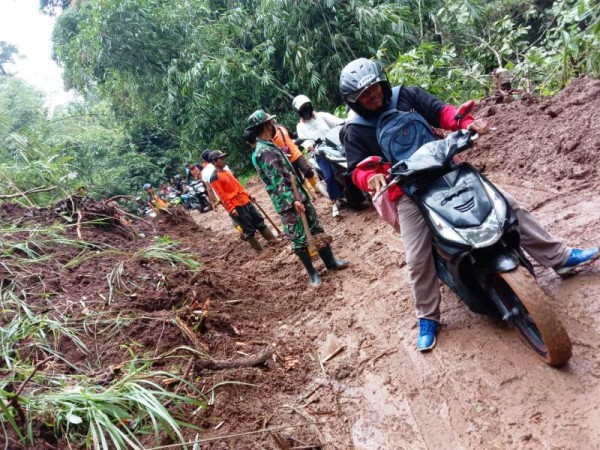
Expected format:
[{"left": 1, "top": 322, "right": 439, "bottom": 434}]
[
  {"left": 248, "top": 110, "right": 349, "bottom": 287},
  {"left": 198, "top": 149, "right": 223, "bottom": 210},
  {"left": 246, "top": 109, "right": 320, "bottom": 197},
  {"left": 208, "top": 150, "right": 279, "bottom": 252}
]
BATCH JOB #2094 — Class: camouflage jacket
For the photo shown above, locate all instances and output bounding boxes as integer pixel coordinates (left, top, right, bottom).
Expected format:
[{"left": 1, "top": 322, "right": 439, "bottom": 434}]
[{"left": 252, "top": 138, "right": 308, "bottom": 214}]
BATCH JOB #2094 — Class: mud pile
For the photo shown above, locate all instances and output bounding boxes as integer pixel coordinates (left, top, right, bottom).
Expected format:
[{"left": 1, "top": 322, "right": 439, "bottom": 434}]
[
  {"left": 471, "top": 77, "right": 600, "bottom": 184},
  {"left": 1, "top": 195, "right": 326, "bottom": 448},
  {"left": 2, "top": 77, "right": 600, "bottom": 449}
]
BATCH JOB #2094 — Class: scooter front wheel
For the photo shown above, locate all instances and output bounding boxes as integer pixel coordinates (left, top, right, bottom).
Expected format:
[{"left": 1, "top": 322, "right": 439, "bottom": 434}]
[{"left": 494, "top": 266, "right": 572, "bottom": 366}]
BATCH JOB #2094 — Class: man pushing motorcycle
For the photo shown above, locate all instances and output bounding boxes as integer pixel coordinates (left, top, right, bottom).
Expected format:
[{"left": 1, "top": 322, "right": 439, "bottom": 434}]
[{"left": 340, "top": 58, "right": 598, "bottom": 352}]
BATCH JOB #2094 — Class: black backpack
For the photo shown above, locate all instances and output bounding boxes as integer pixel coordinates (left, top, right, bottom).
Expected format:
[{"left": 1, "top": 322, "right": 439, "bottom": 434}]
[{"left": 349, "top": 87, "right": 438, "bottom": 164}]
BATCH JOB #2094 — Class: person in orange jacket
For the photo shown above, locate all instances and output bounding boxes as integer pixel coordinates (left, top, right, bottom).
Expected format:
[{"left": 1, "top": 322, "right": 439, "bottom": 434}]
[
  {"left": 143, "top": 183, "right": 167, "bottom": 210},
  {"left": 208, "top": 150, "right": 279, "bottom": 253},
  {"left": 269, "top": 119, "right": 321, "bottom": 197}
]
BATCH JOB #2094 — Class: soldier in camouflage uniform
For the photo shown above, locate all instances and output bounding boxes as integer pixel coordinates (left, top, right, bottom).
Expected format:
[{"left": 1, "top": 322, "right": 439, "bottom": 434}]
[{"left": 247, "top": 109, "right": 349, "bottom": 287}]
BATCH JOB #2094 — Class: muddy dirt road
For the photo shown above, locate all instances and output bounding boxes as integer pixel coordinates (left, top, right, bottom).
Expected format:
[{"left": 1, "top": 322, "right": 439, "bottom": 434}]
[
  {"left": 193, "top": 78, "right": 600, "bottom": 449},
  {"left": 3, "top": 78, "right": 598, "bottom": 450}
]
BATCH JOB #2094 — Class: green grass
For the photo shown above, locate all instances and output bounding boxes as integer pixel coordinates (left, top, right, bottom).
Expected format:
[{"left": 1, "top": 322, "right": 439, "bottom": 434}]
[
  {"left": 0, "top": 212, "right": 206, "bottom": 449},
  {"left": 33, "top": 368, "right": 204, "bottom": 450},
  {"left": 0, "top": 290, "right": 206, "bottom": 449},
  {"left": 237, "top": 171, "right": 256, "bottom": 188}
]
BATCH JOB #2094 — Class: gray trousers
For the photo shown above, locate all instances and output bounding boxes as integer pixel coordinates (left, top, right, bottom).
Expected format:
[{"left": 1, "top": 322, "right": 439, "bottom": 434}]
[{"left": 397, "top": 190, "right": 571, "bottom": 322}]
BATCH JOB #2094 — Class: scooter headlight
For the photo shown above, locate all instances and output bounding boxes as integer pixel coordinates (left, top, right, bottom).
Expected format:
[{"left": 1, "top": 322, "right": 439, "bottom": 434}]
[
  {"left": 427, "top": 208, "right": 469, "bottom": 245},
  {"left": 454, "top": 183, "right": 507, "bottom": 248}
]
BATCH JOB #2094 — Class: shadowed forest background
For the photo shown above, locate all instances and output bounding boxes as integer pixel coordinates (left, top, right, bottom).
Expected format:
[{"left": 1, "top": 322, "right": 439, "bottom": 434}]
[{"left": 1, "top": 0, "right": 598, "bottom": 206}]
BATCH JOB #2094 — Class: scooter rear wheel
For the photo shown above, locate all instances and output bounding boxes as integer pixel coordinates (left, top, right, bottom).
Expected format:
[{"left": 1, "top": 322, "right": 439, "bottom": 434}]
[{"left": 494, "top": 266, "right": 572, "bottom": 366}]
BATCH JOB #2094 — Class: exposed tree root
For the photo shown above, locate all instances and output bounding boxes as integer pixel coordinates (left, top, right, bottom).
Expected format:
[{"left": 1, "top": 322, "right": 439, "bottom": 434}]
[{"left": 195, "top": 345, "right": 274, "bottom": 372}]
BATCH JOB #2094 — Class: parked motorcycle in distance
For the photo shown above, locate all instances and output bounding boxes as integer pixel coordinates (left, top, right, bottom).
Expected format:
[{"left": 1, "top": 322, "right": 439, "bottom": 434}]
[
  {"left": 166, "top": 189, "right": 183, "bottom": 207},
  {"left": 186, "top": 180, "right": 212, "bottom": 212},
  {"left": 369, "top": 101, "right": 571, "bottom": 365},
  {"left": 138, "top": 204, "right": 156, "bottom": 218},
  {"left": 299, "top": 125, "right": 369, "bottom": 210}
]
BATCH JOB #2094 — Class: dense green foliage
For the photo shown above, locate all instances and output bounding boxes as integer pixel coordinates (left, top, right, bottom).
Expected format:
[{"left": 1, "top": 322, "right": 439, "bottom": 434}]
[
  {"left": 0, "top": 78, "right": 164, "bottom": 204},
  {"left": 1, "top": 0, "right": 598, "bottom": 203},
  {"left": 387, "top": 0, "right": 600, "bottom": 101}
]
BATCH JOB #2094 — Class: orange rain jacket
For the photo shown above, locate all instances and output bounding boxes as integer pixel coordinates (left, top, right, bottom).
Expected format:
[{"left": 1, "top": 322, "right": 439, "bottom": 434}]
[
  {"left": 209, "top": 170, "right": 251, "bottom": 213},
  {"left": 273, "top": 125, "right": 302, "bottom": 163}
]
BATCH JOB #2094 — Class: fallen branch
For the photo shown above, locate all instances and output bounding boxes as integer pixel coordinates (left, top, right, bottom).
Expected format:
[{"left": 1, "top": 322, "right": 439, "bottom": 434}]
[
  {"left": 322, "top": 346, "right": 345, "bottom": 364},
  {"left": 271, "top": 432, "right": 291, "bottom": 450},
  {"left": 119, "top": 210, "right": 156, "bottom": 232},
  {"left": 0, "top": 185, "right": 57, "bottom": 200},
  {"left": 144, "top": 422, "right": 329, "bottom": 449},
  {"left": 103, "top": 195, "right": 132, "bottom": 205},
  {"left": 174, "top": 317, "right": 208, "bottom": 352},
  {"left": 8, "top": 356, "right": 54, "bottom": 408},
  {"left": 174, "top": 358, "right": 195, "bottom": 396},
  {"left": 195, "top": 345, "right": 274, "bottom": 371},
  {"left": 205, "top": 247, "right": 236, "bottom": 264},
  {"left": 314, "top": 349, "right": 327, "bottom": 379},
  {"left": 284, "top": 405, "right": 326, "bottom": 446}
]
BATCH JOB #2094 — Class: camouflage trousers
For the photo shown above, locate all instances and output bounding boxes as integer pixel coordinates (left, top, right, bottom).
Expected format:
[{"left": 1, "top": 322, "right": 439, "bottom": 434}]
[{"left": 280, "top": 202, "right": 324, "bottom": 251}]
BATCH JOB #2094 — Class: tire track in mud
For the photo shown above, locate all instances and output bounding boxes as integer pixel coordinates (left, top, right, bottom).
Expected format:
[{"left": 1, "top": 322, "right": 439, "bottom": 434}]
[
  {"left": 309, "top": 177, "right": 600, "bottom": 450},
  {"left": 192, "top": 149, "right": 599, "bottom": 448}
]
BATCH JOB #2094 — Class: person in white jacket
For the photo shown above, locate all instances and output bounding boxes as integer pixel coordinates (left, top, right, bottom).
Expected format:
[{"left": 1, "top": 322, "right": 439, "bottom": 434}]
[{"left": 293, "top": 95, "right": 346, "bottom": 218}]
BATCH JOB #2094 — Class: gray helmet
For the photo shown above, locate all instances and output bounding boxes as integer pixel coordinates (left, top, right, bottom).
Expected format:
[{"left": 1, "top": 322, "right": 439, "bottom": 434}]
[
  {"left": 339, "top": 58, "right": 391, "bottom": 114},
  {"left": 143, "top": 183, "right": 152, "bottom": 191}
]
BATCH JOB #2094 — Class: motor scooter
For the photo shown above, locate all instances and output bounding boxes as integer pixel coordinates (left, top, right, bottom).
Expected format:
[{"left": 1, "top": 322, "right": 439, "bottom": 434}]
[
  {"left": 186, "top": 180, "right": 212, "bottom": 212},
  {"left": 300, "top": 126, "right": 369, "bottom": 210},
  {"left": 368, "top": 101, "right": 571, "bottom": 365}
]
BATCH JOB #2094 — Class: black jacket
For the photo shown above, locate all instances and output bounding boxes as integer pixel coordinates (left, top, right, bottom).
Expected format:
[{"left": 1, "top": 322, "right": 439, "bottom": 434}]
[{"left": 344, "top": 86, "right": 445, "bottom": 172}]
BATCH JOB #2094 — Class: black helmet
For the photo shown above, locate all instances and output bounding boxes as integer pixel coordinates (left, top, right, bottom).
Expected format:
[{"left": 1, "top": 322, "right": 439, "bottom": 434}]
[
  {"left": 243, "top": 128, "right": 257, "bottom": 145},
  {"left": 339, "top": 58, "right": 391, "bottom": 115},
  {"left": 201, "top": 149, "right": 212, "bottom": 163}
]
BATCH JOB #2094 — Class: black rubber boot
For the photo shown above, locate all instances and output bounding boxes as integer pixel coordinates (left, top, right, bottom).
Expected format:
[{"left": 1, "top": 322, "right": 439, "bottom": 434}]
[
  {"left": 318, "top": 245, "right": 349, "bottom": 270},
  {"left": 296, "top": 248, "right": 322, "bottom": 288},
  {"left": 259, "top": 226, "right": 280, "bottom": 244},
  {"left": 247, "top": 236, "right": 264, "bottom": 253}
]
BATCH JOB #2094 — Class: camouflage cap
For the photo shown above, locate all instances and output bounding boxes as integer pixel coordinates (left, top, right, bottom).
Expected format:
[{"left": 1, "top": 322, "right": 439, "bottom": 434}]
[{"left": 247, "top": 109, "right": 276, "bottom": 129}]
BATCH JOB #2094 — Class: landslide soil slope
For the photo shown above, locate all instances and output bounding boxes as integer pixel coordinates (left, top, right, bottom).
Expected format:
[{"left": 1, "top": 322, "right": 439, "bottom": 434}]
[
  {"left": 2, "top": 77, "right": 599, "bottom": 450},
  {"left": 193, "top": 77, "right": 600, "bottom": 450}
]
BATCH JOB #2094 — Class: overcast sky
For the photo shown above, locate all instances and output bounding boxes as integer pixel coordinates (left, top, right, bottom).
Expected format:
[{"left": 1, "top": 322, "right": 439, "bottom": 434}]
[{"left": 0, "top": 0, "right": 75, "bottom": 109}]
